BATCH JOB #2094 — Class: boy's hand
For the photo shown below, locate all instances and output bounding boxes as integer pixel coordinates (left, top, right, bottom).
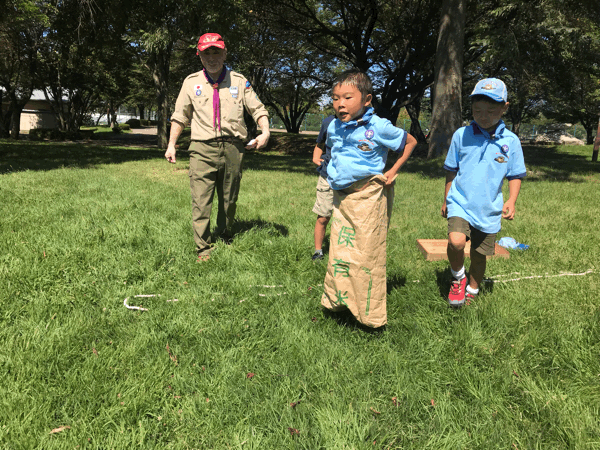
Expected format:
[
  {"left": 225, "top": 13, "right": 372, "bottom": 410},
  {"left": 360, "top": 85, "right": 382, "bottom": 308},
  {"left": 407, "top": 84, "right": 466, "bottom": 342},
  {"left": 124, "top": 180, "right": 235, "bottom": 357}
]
[
  {"left": 502, "top": 201, "right": 516, "bottom": 220},
  {"left": 313, "top": 156, "right": 324, "bottom": 166},
  {"left": 441, "top": 202, "right": 448, "bottom": 218},
  {"left": 383, "top": 170, "right": 397, "bottom": 186}
]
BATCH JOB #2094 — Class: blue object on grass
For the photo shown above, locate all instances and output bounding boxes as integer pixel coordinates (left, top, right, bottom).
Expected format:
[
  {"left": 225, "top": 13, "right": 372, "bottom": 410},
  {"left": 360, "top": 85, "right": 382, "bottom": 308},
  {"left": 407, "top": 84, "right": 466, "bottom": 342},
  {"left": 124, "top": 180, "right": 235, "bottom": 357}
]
[{"left": 497, "top": 237, "right": 529, "bottom": 250}]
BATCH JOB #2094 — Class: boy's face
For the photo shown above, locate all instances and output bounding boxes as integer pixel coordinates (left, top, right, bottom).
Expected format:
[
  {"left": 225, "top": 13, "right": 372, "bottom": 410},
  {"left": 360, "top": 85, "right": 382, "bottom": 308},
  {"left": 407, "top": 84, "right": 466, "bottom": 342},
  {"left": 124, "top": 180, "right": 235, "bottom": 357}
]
[
  {"left": 331, "top": 83, "right": 372, "bottom": 122},
  {"left": 472, "top": 99, "right": 509, "bottom": 132}
]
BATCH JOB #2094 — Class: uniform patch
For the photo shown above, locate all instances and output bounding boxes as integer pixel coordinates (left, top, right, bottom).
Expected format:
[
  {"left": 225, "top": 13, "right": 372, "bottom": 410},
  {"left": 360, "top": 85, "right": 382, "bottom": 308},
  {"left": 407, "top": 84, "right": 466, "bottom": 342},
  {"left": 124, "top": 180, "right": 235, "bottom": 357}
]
[
  {"left": 245, "top": 81, "right": 252, "bottom": 89},
  {"left": 494, "top": 156, "right": 507, "bottom": 163},
  {"left": 230, "top": 86, "right": 238, "bottom": 98},
  {"left": 357, "top": 143, "right": 372, "bottom": 152},
  {"left": 365, "top": 129, "right": 374, "bottom": 139},
  {"left": 194, "top": 85, "right": 202, "bottom": 96},
  {"left": 501, "top": 144, "right": 509, "bottom": 154}
]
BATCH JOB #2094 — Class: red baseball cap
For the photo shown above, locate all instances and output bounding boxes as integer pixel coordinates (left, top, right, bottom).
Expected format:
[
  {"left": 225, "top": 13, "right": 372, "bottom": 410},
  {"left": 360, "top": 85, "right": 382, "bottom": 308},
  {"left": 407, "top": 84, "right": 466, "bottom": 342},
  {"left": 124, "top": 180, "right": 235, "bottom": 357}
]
[{"left": 197, "top": 33, "right": 226, "bottom": 53}]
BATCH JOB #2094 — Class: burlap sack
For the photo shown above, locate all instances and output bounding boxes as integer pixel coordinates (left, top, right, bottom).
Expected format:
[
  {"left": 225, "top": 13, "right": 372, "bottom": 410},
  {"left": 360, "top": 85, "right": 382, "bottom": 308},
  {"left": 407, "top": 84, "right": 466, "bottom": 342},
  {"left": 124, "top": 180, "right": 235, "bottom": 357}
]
[{"left": 321, "top": 174, "right": 394, "bottom": 328}]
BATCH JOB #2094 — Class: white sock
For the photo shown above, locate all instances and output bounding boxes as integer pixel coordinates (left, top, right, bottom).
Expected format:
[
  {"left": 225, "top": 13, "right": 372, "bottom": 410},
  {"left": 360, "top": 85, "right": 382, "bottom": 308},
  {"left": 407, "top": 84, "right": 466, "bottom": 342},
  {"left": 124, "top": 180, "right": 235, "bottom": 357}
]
[
  {"left": 466, "top": 285, "right": 479, "bottom": 296},
  {"left": 451, "top": 266, "right": 465, "bottom": 280},
  {"left": 314, "top": 249, "right": 323, "bottom": 255}
]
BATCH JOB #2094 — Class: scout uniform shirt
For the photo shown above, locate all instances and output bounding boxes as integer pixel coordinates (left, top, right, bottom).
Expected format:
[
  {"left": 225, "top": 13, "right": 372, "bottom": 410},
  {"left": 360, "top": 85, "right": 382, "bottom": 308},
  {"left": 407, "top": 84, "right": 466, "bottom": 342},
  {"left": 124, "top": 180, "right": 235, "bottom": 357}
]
[
  {"left": 443, "top": 120, "right": 527, "bottom": 234},
  {"left": 325, "top": 107, "right": 408, "bottom": 190},
  {"left": 171, "top": 69, "right": 268, "bottom": 141}
]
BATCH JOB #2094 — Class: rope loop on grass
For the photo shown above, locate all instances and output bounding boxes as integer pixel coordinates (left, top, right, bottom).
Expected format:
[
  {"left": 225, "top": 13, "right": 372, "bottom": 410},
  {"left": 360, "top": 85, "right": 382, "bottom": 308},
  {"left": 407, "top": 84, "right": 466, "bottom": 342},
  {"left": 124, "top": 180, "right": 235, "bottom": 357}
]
[{"left": 123, "top": 294, "right": 178, "bottom": 312}]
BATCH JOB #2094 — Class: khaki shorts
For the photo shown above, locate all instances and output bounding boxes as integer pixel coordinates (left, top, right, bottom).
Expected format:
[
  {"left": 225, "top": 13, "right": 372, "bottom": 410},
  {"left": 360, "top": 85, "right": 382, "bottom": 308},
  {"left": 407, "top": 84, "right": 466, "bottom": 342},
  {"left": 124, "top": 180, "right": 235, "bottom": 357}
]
[
  {"left": 448, "top": 216, "right": 496, "bottom": 256},
  {"left": 312, "top": 174, "right": 334, "bottom": 218}
]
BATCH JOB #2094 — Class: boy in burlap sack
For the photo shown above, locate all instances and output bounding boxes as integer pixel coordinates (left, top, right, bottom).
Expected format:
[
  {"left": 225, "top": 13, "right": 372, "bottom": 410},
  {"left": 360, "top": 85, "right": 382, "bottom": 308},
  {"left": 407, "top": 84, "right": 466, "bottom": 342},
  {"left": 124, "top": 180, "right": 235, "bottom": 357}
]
[{"left": 321, "top": 70, "right": 417, "bottom": 328}]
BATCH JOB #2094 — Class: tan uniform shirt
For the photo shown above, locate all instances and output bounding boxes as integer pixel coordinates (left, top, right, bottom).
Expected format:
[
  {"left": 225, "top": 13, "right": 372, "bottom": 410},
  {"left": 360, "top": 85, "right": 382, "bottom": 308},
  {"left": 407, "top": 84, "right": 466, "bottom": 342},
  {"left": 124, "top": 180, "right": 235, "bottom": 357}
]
[{"left": 171, "top": 69, "right": 268, "bottom": 142}]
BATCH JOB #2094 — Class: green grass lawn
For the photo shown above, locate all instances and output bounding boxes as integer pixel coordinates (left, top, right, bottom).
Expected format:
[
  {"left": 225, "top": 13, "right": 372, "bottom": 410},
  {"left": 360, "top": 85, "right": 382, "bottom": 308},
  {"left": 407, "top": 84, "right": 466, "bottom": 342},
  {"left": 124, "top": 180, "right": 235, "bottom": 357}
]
[{"left": 1, "top": 136, "right": 599, "bottom": 449}]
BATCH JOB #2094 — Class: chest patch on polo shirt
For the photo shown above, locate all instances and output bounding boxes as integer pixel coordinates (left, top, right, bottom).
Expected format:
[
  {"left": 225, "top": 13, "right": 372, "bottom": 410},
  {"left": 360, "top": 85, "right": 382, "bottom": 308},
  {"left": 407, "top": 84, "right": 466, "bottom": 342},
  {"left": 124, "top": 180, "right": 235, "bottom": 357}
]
[
  {"left": 357, "top": 143, "right": 373, "bottom": 152},
  {"left": 194, "top": 85, "right": 202, "bottom": 96},
  {"left": 501, "top": 144, "right": 509, "bottom": 155},
  {"left": 229, "top": 86, "right": 238, "bottom": 98},
  {"left": 494, "top": 155, "right": 507, "bottom": 163},
  {"left": 365, "top": 129, "right": 375, "bottom": 139}
]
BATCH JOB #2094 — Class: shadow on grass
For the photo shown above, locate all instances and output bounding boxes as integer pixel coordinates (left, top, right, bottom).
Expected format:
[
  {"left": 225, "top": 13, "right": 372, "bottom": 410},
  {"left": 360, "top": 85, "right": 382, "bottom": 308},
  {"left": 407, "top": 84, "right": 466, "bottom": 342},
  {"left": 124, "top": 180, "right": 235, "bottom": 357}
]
[
  {"left": 0, "top": 133, "right": 318, "bottom": 176},
  {"left": 321, "top": 308, "right": 386, "bottom": 334},
  {"left": 387, "top": 272, "right": 407, "bottom": 294},
  {"left": 229, "top": 218, "right": 289, "bottom": 238},
  {"left": 400, "top": 143, "right": 599, "bottom": 182},
  {"left": 0, "top": 140, "right": 165, "bottom": 173},
  {"left": 521, "top": 145, "right": 599, "bottom": 182}
]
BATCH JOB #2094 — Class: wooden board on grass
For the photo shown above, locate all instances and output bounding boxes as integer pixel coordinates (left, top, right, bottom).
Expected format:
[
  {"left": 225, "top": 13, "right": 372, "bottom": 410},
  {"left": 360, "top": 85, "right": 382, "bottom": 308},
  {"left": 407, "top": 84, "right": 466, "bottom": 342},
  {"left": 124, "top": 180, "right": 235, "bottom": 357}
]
[{"left": 416, "top": 239, "right": 510, "bottom": 261}]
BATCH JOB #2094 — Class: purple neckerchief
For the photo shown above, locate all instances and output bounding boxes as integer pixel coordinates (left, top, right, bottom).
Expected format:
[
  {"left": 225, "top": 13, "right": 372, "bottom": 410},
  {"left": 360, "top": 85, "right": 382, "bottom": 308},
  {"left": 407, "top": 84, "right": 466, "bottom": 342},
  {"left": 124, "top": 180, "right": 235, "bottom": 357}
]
[{"left": 203, "top": 67, "right": 227, "bottom": 131}]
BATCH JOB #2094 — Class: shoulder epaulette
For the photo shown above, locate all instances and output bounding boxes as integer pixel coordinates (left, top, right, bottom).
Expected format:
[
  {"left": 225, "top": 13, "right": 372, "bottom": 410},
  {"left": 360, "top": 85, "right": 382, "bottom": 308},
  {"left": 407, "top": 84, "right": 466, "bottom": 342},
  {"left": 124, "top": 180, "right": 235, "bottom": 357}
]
[{"left": 184, "top": 71, "right": 203, "bottom": 81}]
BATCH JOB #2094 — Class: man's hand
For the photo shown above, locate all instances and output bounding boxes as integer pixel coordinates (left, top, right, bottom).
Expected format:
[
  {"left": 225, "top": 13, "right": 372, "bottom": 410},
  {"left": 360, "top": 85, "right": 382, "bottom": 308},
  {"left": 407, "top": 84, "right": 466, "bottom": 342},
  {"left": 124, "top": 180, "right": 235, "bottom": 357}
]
[
  {"left": 441, "top": 202, "right": 448, "bottom": 218},
  {"left": 165, "top": 146, "right": 177, "bottom": 163},
  {"left": 254, "top": 131, "right": 270, "bottom": 150},
  {"left": 313, "top": 156, "right": 324, "bottom": 166}
]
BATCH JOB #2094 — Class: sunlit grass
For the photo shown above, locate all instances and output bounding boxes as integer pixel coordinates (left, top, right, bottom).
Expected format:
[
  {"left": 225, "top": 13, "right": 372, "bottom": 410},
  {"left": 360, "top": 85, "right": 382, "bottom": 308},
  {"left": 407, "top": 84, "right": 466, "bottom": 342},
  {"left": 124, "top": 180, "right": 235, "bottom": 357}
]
[{"left": 1, "top": 138, "right": 599, "bottom": 449}]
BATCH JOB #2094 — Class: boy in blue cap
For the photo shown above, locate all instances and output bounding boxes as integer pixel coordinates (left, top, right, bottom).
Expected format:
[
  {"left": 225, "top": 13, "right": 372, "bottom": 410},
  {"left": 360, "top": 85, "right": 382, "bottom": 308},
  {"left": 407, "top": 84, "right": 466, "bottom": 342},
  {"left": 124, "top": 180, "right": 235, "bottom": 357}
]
[{"left": 442, "top": 78, "right": 527, "bottom": 307}]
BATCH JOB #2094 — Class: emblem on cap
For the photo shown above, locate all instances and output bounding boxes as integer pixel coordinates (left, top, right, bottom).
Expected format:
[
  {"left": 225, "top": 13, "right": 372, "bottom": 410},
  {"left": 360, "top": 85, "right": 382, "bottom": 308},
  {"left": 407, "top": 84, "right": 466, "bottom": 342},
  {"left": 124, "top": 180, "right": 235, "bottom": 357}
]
[{"left": 197, "top": 33, "right": 226, "bottom": 53}]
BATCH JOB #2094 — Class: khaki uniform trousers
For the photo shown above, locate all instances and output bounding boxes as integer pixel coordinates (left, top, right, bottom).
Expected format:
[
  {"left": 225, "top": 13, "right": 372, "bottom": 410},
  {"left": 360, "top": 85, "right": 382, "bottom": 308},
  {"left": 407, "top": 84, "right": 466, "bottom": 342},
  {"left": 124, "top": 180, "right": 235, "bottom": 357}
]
[{"left": 189, "top": 139, "right": 245, "bottom": 255}]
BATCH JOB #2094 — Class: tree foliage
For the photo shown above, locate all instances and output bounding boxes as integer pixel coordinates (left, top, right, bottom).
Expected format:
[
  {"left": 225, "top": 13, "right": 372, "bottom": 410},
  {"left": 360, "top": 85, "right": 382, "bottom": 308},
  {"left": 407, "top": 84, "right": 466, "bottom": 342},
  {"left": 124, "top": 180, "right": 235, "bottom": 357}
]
[{"left": 1, "top": 0, "right": 598, "bottom": 152}]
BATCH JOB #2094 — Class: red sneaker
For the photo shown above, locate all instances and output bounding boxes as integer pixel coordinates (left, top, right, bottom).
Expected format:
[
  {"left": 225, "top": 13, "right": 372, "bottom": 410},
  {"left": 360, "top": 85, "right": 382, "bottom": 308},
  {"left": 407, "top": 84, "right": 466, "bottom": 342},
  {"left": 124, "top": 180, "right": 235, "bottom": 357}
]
[{"left": 448, "top": 277, "right": 467, "bottom": 307}]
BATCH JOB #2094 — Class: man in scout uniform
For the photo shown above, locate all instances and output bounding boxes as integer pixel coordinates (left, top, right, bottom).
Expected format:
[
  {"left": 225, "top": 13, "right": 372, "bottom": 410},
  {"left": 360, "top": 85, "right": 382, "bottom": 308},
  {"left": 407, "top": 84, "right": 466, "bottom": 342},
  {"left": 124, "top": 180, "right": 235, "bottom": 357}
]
[{"left": 165, "top": 33, "right": 270, "bottom": 260}]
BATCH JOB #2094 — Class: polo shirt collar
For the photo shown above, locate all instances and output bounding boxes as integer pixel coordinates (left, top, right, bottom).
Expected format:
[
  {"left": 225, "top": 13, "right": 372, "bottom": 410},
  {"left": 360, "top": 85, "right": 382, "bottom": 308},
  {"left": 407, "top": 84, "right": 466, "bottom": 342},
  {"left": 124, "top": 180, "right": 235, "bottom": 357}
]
[
  {"left": 340, "top": 107, "right": 374, "bottom": 129},
  {"left": 472, "top": 120, "right": 506, "bottom": 139}
]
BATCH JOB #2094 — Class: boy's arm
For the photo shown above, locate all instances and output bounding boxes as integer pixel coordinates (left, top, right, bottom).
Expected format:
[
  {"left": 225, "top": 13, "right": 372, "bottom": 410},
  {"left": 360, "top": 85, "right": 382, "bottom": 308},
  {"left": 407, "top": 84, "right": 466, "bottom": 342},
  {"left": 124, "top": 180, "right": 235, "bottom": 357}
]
[
  {"left": 441, "top": 171, "right": 456, "bottom": 218},
  {"left": 383, "top": 133, "right": 417, "bottom": 185},
  {"left": 502, "top": 178, "right": 522, "bottom": 220},
  {"left": 312, "top": 143, "right": 325, "bottom": 165}
]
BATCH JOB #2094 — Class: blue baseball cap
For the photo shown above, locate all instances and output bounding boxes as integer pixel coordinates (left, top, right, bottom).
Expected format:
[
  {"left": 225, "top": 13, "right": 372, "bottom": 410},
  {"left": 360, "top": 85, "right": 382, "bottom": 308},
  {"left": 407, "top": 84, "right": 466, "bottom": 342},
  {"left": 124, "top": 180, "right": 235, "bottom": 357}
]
[{"left": 470, "top": 78, "right": 507, "bottom": 103}]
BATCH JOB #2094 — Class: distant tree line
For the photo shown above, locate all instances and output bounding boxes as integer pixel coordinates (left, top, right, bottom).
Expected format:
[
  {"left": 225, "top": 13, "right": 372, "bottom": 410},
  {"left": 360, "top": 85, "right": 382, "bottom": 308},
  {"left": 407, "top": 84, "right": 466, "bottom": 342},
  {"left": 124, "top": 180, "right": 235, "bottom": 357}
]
[{"left": 1, "top": 0, "right": 598, "bottom": 154}]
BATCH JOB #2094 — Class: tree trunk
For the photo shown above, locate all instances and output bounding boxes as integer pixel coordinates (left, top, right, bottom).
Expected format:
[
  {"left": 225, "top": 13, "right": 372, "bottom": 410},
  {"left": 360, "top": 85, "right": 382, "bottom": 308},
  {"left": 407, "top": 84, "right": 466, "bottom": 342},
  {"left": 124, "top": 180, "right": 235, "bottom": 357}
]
[
  {"left": 8, "top": 90, "right": 31, "bottom": 140},
  {"left": 512, "top": 121, "right": 521, "bottom": 137},
  {"left": 151, "top": 46, "right": 172, "bottom": 149},
  {"left": 138, "top": 104, "right": 145, "bottom": 121},
  {"left": 405, "top": 99, "right": 427, "bottom": 143},
  {"left": 592, "top": 115, "right": 599, "bottom": 162},
  {"left": 0, "top": 90, "right": 12, "bottom": 139},
  {"left": 584, "top": 119, "right": 596, "bottom": 146},
  {"left": 9, "top": 104, "right": 23, "bottom": 140},
  {"left": 427, "top": 0, "right": 465, "bottom": 159}
]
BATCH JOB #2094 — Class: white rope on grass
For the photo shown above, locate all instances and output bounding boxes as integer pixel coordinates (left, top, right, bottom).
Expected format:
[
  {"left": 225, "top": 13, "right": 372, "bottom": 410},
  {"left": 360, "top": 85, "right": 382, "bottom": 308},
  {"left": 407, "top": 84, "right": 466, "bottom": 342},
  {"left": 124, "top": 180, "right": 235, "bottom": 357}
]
[
  {"left": 485, "top": 269, "right": 597, "bottom": 284},
  {"left": 250, "top": 285, "right": 284, "bottom": 288},
  {"left": 123, "top": 294, "right": 178, "bottom": 312}
]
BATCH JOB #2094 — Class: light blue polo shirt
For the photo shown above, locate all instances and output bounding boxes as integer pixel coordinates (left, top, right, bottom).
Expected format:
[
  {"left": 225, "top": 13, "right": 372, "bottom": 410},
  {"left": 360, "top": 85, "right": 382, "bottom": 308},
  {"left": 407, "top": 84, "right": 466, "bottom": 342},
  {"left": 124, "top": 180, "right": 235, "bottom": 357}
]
[
  {"left": 326, "top": 107, "right": 407, "bottom": 190},
  {"left": 444, "top": 120, "right": 527, "bottom": 233}
]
